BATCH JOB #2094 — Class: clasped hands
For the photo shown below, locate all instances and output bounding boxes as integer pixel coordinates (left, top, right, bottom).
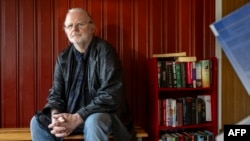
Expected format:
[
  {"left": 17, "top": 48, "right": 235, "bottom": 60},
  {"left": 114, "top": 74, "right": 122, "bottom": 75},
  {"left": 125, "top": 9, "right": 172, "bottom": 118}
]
[{"left": 48, "top": 113, "right": 83, "bottom": 137}]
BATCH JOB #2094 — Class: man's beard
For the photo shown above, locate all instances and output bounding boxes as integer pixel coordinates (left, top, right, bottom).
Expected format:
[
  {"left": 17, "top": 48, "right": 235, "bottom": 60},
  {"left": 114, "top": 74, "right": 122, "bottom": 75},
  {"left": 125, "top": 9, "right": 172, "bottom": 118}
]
[{"left": 69, "top": 34, "right": 86, "bottom": 44}]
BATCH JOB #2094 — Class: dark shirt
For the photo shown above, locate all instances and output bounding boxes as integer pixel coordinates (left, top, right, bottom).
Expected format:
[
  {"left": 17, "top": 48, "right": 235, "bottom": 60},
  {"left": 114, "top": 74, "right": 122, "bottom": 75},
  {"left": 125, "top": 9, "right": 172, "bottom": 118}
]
[{"left": 69, "top": 47, "right": 89, "bottom": 113}]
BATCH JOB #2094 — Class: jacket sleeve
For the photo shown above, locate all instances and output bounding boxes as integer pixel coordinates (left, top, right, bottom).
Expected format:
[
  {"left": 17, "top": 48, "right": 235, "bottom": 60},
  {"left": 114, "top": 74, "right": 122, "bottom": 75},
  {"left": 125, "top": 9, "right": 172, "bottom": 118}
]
[
  {"left": 42, "top": 58, "right": 66, "bottom": 114},
  {"left": 76, "top": 43, "right": 125, "bottom": 120}
]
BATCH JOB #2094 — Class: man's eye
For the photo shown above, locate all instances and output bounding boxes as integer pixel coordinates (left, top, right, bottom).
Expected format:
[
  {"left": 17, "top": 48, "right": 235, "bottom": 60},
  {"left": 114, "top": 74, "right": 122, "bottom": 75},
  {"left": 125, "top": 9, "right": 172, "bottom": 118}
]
[
  {"left": 77, "top": 23, "right": 84, "bottom": 27},
  {"left": 66, "top": 24, "right": 73, "bottom": 29}
]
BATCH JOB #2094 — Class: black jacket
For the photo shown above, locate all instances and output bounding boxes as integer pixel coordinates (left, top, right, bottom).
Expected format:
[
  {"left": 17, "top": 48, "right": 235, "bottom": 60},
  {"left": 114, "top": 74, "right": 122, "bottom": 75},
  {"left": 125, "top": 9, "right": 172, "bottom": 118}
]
[{"left": 35, "top": 36, "right": 135, "bottom": 141}]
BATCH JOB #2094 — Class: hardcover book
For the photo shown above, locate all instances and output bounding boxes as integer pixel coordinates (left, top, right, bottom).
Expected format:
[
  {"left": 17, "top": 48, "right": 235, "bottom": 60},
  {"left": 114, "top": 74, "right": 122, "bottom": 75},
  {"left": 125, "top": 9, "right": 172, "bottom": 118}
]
[
  {"left": 153, "top": 52, "right": 186, "bottom": 58},
  {"left": 175, "top": 56, "right": 197, "bottom": 62},
  {"left": 210, "top": 2, "right": 250, "bottom": 95},
  {"left": 199, "top": 60, "right": 211, "bottom": 88},
  {"left": 197, "top": 95, "right": 211, "bottom": 121}
]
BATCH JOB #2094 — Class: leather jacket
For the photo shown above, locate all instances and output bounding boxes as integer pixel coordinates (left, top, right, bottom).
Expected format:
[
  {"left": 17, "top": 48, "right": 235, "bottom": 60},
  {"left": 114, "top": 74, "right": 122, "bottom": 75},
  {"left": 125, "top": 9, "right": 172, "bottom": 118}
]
[{"left": 35, "top": 36, "right": 135, "bottom": 141}]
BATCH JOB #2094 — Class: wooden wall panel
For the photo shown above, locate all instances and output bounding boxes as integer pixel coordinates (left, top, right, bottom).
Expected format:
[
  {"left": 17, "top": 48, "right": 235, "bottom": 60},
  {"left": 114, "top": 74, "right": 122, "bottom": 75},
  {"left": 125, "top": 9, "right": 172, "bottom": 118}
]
[
  {"left": 0, "top": 0, "right": 215, "bottom": 131},
  {"left": 0, "top": 0, "right": 19, "bottom": 127},
  {"left": 221, "top": 0, "right": 250, "bottom": 131},
  {"left": 36, "top": 0, "right": 54, "bottom": 110},
  {"left": 53, "top": 0, "right": 69, "bottom": 57},
  {"left": 166, "top": 0, "right": 178, "bottom": 53},
  {"left": 18, "top": 0, "right": 36, "bottom": 127},
  {"left": 178, "top": 0, "right": 192, "bottom": 54},
  {"left": 203, "top": 0, "right": 215, "bottom": 58}
]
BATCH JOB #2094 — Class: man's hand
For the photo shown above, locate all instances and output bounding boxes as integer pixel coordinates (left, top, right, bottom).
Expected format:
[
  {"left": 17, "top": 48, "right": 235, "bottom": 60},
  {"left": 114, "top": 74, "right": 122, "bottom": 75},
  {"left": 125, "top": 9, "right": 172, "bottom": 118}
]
[{"left": 48, "top": 113, "right": 83, "bottom": 137}]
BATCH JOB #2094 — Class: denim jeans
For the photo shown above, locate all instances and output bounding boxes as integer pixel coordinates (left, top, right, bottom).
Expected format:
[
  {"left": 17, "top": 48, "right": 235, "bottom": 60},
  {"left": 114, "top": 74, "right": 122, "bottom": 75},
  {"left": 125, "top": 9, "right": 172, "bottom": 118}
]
[{"left": 30, "top": 113, "right": 112, "bottom": 141}]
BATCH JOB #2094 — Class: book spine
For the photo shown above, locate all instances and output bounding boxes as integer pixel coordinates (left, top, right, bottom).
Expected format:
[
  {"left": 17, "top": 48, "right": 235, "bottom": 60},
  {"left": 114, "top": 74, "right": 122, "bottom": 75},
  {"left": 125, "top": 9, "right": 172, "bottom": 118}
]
[
  {"left": 177, "top": 98, "right": 183, "bottom": 126},
  {"left": 170, "top": 99, "right": 177, "bottom": 127},
  {"left": 195, "top": 62, "right": 202, "bottom": 88},
  {"left": 185, "top": 62, "right": 193, "bottom": 88},
  {"left": 166, "top": 99, "right": 171, "bottom": 126},
  {"left": 196, "top": 98, "right": 206, "bottom": 124},
  {"left": 166, "top": 61, "right": 173, "bottom": 88},
  {"left": 200, "top": 60, "right": 211, "bottom": 88},
  {"left": 180, "top": 62, "right": 186, "bottom": 88},
  {"left": 175, "top": 62, "right": 182, "bottom": 88},
  {"left": 161, "top": 61, "right": 168, "bottom": 88},
  {"left": 192, "top": 61, "right": 197, "bottom": 88},
  {"left": 172, "top": 62, "right": 177, "bottom": 88},
  {"left": 161, "top": 99, "right": 167, "bottom": 126},
  {"left": 197, "top": 95, "right": 212, "bottom": 121},
  {"left": 157, "top": 61, "right": 162, "bottom": 87}
]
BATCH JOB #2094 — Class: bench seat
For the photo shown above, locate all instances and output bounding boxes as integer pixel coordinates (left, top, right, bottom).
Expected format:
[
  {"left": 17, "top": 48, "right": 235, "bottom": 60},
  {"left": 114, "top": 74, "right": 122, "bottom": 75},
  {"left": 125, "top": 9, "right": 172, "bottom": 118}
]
[{"left": 0, "top": 126, "right": 148, "bottom": 141}]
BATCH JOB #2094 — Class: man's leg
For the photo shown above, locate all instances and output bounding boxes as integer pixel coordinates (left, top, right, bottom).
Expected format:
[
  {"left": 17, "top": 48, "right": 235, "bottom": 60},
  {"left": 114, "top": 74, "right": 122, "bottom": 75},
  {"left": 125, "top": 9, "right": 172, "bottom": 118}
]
[
  {"left": 84, "top": 113, "right": 112, "bottom": 141},
  {"left": 30, "top": 116, "right": 61, "bottom": 141}
]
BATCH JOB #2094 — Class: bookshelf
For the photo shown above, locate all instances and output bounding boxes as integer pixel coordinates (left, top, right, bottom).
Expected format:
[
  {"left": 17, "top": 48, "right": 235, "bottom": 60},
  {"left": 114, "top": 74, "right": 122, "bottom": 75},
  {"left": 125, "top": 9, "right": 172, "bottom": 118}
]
[{"left": 146, "top": 57, "right": 218, "bottom": 141}]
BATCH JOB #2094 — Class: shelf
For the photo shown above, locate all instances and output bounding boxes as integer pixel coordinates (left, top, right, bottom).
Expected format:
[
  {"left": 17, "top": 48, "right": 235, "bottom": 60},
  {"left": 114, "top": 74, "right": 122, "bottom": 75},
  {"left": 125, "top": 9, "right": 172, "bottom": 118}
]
[
  {"left": 158, "top": 87, "right": 213, "bottom": 92},
  {"left": 147, "top": 57, "right": 218, "bottom": 141},
  {"left": 159, "top": 123, "right": 214, "bottom": 131}
]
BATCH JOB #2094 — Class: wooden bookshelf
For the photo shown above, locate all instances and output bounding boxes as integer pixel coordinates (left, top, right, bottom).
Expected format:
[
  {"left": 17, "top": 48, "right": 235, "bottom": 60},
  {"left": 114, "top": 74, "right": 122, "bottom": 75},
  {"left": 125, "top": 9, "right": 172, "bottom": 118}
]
[{"left": 146, "top": 57, "right": 218, "bottom": 141}]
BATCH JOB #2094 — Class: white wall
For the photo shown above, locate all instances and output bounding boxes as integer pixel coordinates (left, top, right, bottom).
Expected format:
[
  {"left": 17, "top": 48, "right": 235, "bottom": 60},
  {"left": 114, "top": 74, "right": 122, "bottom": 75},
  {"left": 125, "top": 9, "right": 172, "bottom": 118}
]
[{"left": 215, "top": 0, "right": 222, "bottom": 133}]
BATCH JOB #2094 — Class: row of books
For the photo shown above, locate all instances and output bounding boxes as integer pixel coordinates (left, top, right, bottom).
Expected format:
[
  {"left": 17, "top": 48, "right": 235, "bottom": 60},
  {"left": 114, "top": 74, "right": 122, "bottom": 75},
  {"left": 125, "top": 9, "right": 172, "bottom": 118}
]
[
  {"left": 159, "top": 95, "right": 211, "bottom": 127},
  {"left": 155, "top": 52, "right": 212, "bottom": 88},
  {"left": 160, "top": 130, "right": 214, "bottom": 141}
]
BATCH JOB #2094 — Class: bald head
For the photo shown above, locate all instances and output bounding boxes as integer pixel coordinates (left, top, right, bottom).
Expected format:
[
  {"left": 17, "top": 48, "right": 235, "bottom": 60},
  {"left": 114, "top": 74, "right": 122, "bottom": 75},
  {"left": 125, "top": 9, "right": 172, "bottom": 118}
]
[{"left": 64, "top": 8, "right": 93, "bottom": 26}]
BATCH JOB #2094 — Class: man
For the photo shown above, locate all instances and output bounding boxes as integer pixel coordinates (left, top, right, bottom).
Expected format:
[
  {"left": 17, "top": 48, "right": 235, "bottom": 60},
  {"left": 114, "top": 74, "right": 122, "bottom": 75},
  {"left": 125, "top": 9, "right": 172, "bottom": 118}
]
[{"left": 30, "top": 8, "right": 134, "bottom": 141}]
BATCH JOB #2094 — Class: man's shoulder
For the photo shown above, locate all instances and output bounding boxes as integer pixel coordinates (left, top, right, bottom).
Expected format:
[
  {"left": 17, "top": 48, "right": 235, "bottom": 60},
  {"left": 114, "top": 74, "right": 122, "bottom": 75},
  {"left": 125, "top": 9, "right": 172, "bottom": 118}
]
[
  {"left": 57, "top": 45, "right": 73, "bottom": 61},
  {"left": 92, "top": 36, "right": 113, "bottom": 49}
]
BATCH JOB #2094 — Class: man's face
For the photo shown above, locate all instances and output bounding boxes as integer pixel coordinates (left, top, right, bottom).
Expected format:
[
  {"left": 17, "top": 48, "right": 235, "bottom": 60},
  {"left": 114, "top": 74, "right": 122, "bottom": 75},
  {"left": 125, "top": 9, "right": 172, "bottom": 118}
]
[{"left": 64, "top": 11, "right": 94, "bottom": 45}]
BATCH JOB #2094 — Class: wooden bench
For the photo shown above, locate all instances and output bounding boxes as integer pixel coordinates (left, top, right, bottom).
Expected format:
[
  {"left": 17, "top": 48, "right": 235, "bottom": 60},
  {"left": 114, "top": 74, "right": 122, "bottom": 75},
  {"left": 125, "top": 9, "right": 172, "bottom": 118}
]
[{"left": 0, "top": 126, "right": 148, "bottom": 141}]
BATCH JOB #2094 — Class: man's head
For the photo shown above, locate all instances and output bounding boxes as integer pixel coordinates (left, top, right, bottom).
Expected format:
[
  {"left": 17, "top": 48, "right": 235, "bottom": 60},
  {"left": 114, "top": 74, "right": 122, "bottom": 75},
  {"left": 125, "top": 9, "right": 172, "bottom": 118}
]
[{"left": 64, "top": 8, "right": 95, "bottom": 51}]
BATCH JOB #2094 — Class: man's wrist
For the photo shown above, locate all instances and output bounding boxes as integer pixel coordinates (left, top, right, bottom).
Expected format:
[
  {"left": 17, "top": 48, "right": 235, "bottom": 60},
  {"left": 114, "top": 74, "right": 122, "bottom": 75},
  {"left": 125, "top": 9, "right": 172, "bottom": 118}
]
[{"left": 74, "top": 113, "right": 84, "bottom": 124}]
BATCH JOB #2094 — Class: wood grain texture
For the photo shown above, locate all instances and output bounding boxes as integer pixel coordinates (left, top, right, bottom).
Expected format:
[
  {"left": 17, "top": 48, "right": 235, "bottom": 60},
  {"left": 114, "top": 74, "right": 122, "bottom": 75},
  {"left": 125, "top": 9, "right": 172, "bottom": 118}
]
[{"left": 220, "top": 0, "right": 250, "bottom": 132}]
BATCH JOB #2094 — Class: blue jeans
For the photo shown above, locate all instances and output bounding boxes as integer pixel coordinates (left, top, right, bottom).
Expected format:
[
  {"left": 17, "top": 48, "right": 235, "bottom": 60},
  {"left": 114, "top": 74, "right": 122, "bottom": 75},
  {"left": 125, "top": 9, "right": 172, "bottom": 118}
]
[{"left": 30, "top": 113, "right": 112, "bottom": 141}]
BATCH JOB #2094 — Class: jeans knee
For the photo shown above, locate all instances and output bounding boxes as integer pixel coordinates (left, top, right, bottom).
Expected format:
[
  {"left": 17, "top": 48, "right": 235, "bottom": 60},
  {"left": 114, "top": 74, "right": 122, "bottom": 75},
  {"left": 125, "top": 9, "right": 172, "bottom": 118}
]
[
  {"left": 84, "top": 113, "right": 112, "bottom": 133},
  {"left": 30, "top": 116, "right": 38, "bottom": 129}
]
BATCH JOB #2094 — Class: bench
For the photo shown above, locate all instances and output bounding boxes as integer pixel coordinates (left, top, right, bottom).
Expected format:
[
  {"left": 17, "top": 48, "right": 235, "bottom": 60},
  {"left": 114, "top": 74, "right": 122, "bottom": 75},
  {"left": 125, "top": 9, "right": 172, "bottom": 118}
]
[{"left": 0, "top": 126, "right": 148, "bottom": 141}]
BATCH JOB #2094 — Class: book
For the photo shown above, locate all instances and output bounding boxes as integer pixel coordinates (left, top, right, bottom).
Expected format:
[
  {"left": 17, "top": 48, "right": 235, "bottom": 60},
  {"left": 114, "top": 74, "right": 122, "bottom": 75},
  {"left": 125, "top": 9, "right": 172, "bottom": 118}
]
[
  {"left": 197, "top": 95, "right": 211, "bottom": 121},
  {"left": 210, "top": 2, "right": 250, "bottom": 95},
  {"left": 172, "top": 62, "right": 177, "bottom": 88},
  {"left": 175, "top": 62, "right": 182, "bottom": 88},
  {"left": 196, "top": 98, "right": 206, "bottom": 124},
  {"left": 192, "top": 61, "right": 196, "bottom": 88},
  {"left": 185, "top": 62, "right": 193, "bottom": 88},
  {"left": 180, "top": 62, "right": 186, "bottom": 88},
  {"left": 170, "top": 98, "right": 177, "bottom": 127},
  {"left": 153, "top": 52, "right": 186, "bottom": 58},
  {"left": 160, "top": 99, "right": 167, "bottom": 126},
  {"left": 183, "top": 97, "right": 195, "bottom": 125},
  {"left": 175, "top": 132, "right": 185, "bottom": 141},
  {"left": 161, "top": 133, "right": 172, "bottom": 141},
  {"left": 157, "top": 61, "right": 162, "bottom": 87},
  {"left": 171, "top": 133, "right": 180, "bottom": 141},
  {"left": 203, "top": 130, "right": 214, "bottom": 141},
  {"left": 158, "top": 60, "right": 168, "bottom": 87},
  {"left": 199, "top": 60, "right": 211, "bottom": 88},
  {"left": 195, "top": 62, "right": 202, "bottom": 88},
  {"left": 175, "top": 56, "right": 197, "bottom": 62},
  {"left": 176, "top": 98, "right": 183, "bottom": 126},
  {"left": 194, "top": 131, "right": 206, "bottom": 141},
  {"left": 166, "top": 61, "right": 174, "bottom": 88},
  {"left": 166, "top": 98, "right": 176, "bottom": 127}
]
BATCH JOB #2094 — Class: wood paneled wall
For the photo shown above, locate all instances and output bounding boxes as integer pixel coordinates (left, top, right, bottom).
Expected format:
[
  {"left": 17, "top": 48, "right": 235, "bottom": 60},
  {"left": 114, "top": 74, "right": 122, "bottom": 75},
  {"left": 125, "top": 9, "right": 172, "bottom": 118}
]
[
  {"left": 0, "top": 0, "right": 215, "bottom": 133},
  {"left": 221, "top": 0, "right": 250, "bottom": 132}
]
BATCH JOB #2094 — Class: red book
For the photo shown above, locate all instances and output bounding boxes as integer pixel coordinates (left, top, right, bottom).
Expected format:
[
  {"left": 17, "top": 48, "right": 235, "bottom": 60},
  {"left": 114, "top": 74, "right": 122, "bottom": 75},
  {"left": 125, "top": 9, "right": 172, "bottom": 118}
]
[
  {"left": 160, "top": 99, "right": 167, "bottom": 126},
  {"left": 185, "top": 62, "right": 193, "bottom": 88},
  {"left": 176, "top": 98, "right": 183, "bottom": 126}
]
